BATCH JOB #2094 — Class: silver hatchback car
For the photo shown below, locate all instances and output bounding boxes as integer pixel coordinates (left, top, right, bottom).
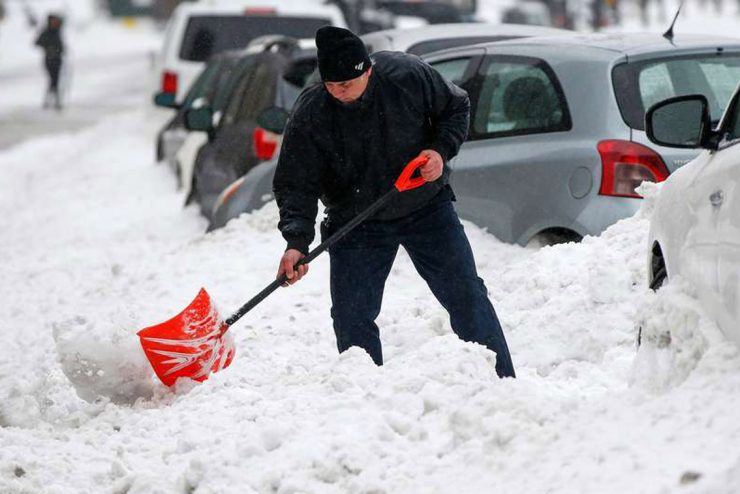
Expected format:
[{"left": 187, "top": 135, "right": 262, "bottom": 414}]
[
  {"left": 423, "top": 33, "right": 740, "bottom": 244},
  {"left": 211, "top": 33, "right": 740, "bottom": 244}
]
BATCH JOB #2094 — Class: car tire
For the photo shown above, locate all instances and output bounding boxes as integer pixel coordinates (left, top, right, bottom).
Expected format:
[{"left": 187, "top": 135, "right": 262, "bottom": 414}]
[
  {"left": 528, "top": 228, "right": 582, "bottom": 248},
  {"left": 650, "top": 263, "right": 667, "bottom": 291},
  {"left": 650, "top": 245, "right": 667, "bottom": 291},
  {"left": 640, "top": 249, "right": 667, "bottom": 348}
]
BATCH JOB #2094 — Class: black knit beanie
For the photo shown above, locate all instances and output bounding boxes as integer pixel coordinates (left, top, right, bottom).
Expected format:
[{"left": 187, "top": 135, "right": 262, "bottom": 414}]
[{"left": 316, "top": 26, "right": 372, "bottom": 82}]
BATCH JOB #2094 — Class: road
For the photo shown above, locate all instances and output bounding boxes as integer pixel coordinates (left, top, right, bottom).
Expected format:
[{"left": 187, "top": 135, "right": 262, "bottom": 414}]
[{"left": 0, "top": 52, "right": 159, "bottom": 150}]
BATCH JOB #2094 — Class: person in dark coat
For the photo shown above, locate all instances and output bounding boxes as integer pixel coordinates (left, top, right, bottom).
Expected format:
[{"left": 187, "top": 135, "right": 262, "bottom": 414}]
[
  {"left": 35, "top": 14, "right": 64, "bottom": 110},
  {"left": 273, "top": 26, "right": 515, "bottom": 378}
]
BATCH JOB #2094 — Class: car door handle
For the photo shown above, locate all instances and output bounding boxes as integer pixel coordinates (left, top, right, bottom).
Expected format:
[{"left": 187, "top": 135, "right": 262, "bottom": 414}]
[{"left": 710, "top": 190, "right": 724, "bottom": 207}]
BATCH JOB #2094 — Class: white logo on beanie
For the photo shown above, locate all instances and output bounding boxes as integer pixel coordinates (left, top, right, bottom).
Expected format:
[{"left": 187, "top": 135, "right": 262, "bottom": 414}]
[{"left": 354, "top": 61, "right": 364, "bottom": 71}]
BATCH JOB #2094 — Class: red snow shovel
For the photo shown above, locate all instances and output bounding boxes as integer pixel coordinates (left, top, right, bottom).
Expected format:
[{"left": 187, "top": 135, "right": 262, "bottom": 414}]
[{"left": 138, "top": 156, "right": 430, "bottom": 386}]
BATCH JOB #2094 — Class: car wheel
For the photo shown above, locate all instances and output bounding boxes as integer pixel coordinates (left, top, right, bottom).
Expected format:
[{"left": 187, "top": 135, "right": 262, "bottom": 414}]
[
  {"left": 640, "top": 245, "right": 668, "bottom": 348},
  {"left": 528, "top": 228, "right": 583, "bottom": 248}
]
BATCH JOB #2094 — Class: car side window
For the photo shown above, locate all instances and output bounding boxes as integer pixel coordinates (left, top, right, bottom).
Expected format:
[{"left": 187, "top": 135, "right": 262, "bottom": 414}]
[
  {"left": 429, "top": 57, "right": 471, "bottom": 86},
  {"left": 471, "top": 56, "right": 571, "bottom": 139}
]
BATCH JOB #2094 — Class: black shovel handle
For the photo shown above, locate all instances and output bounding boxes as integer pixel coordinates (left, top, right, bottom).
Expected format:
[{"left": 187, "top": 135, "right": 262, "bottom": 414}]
[{"left": 224, "top": 156, "right": 429, "bottom": 326}]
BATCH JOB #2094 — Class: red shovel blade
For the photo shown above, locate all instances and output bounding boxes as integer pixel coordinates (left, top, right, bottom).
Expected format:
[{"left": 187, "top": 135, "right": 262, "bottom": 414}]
[{"left": 137, "top": 288, "right": 235, "bottom": 387}]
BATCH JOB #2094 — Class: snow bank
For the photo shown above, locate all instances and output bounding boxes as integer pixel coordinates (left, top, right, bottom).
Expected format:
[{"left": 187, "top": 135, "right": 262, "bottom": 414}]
[
  {"left": 631, "top": 279, "right": 725, "bottom": 392},
  {"left": 2, "top": 101, "right": 740, "bottom": 493},
  {"left": 53, "top": 311, "right": 154, "bottom": 405}
]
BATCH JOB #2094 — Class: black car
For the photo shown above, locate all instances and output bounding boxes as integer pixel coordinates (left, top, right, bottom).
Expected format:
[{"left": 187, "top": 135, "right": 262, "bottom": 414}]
[{"left": 185, "top": 37, "right": 318, "bottom": 218}]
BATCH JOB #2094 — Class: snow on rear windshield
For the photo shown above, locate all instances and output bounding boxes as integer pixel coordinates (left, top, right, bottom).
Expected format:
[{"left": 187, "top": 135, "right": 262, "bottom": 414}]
[{"left": 179, "top": 15, "right": 330, "bottom": 62}]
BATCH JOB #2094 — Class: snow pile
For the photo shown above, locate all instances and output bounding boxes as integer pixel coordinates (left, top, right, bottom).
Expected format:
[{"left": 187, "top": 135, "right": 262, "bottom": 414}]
[
  {"left": 1, "top": 101, "right": 740, "bottom": 493},
  {"left": 631, "top": 279, "right": 724, "bottom": 392},
  {"left": 52, "top": 311, "right": 154, "bottom": 405}
]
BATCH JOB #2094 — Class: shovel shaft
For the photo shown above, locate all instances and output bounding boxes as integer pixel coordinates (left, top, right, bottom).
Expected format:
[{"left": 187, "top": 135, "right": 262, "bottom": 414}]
[{"left": 225, "top": 188, "right": 399, "bottom": 326}]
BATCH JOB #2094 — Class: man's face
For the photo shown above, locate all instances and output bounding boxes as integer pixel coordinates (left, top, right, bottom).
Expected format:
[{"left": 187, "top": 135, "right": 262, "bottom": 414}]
[{"left": 324, "top": 68, "right": 372, "bottom": 104}]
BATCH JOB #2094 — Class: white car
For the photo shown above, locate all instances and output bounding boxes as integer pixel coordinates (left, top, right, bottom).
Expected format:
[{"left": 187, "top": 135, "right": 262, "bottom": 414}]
[
  {"left": 645, "top": 84, "right": 740, "bottom": 344},
  {"left": 153, "top": 0, "right": 345, "bottom": 106}
]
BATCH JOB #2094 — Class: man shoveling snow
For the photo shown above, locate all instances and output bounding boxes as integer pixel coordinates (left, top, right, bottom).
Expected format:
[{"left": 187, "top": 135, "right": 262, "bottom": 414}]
[{"left": 273, "top": 26, "right": 515, "bottom": 378}]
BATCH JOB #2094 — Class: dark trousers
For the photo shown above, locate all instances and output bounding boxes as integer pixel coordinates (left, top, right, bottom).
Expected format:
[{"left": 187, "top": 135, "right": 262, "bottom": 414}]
[
  {"left": 328, "top": 200, "right": 515, "bottom": 378},
  {"left": 44, "top": 57, "right": 62, "bottom": 108}
]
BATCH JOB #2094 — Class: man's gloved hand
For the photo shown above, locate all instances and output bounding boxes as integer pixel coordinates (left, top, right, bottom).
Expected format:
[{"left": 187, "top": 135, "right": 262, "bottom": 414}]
[
  {"left": 418, "top": 149, "right": 444, "bottom": 182},
  {"left": 277, "top": 248, "right": 308, "bottom": 286}
]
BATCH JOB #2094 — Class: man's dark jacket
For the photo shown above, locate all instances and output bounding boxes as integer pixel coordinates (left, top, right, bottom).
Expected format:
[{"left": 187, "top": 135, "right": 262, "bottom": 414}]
[
  {"left": 35, "top": 27, "right": 64, "bottom": 61},
  {"left": 273, "top": 51, "right": 470, "bottom": 254}
]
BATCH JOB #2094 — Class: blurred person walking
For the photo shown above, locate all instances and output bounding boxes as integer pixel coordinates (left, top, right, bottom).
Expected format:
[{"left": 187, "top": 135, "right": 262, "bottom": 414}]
[
  {"left": 273, "top": 26, "right": 516, "bottom": 378},
  {"left": 35, "top": 14, "right": 65, "bottom": 110}
]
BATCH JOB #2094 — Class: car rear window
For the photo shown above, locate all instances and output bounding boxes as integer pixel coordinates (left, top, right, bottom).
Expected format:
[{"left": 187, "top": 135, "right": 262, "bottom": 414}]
[
  {"left": 277, "top": 56, "right": 319, "bottom": 109},
  {"left": 471, "top": 55, "right": 571, "bottom": 139},
  {"left": 612, "top": 53, "right": 740, "bottom": 130},
  {"left": 406, "top": 36, "right": 517, "bottom": 56},
  {"left": 223, "top": 55, "right": 279, "bottom": 125},
  {"left": 179, "top": 15, "right": 330, "bottom": 62}
]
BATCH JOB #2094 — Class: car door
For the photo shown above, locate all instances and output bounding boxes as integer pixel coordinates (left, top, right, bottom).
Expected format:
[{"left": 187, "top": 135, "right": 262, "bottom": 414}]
[
  {"left": 716, "top": 90, "right": 740, "bottom": 343},
  {"left": 445, "top": 53, "right": 576, "bottom": 245}
]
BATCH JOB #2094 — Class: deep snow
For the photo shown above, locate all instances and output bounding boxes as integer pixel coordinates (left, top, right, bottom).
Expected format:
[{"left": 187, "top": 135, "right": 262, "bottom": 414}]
[{"left": 2, "top": 1, "right": 740, "bottom": 493}]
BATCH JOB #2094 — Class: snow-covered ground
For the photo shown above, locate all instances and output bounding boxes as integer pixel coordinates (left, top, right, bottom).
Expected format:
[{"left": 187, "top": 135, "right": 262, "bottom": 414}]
[{"left": 1, "top": 1, "right": 740, "bottom": 493}]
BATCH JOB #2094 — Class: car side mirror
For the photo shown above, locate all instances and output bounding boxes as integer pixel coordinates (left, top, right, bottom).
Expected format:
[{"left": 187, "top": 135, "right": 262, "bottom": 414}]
[
  {"left": 153, "top": 92, "right": 180, "bottom": 110},
  {"left": 646, "top": 95, "right": 711, "bottom": 149},
  {"left": 185, "top": 107, "right": 214, "bottom": 132},
  {"left": 256, "top": 107, "right": 290, "bottom": 135}
]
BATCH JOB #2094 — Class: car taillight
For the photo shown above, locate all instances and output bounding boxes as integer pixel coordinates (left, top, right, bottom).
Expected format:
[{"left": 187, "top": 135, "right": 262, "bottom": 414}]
[
  {"left": 244, "top": 7, "right": 276, "bottom": 15},
  {"left": 162, "top": 71, "right": 178, "bottom": 95},
  {"left": 253, "top": 127, "right": 279, "bottom": 161},
  {"left": 597, "top": 140, "right": 670, "bottom": 199}
]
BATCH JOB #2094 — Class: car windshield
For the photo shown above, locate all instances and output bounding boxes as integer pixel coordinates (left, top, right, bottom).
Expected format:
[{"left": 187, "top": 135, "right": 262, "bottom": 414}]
[
  {"left": 613, "top": 52, "right": 740, "bottom": 130},
  {"left": 179, "top": 15, "right": 330, "bottom": 62}
]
